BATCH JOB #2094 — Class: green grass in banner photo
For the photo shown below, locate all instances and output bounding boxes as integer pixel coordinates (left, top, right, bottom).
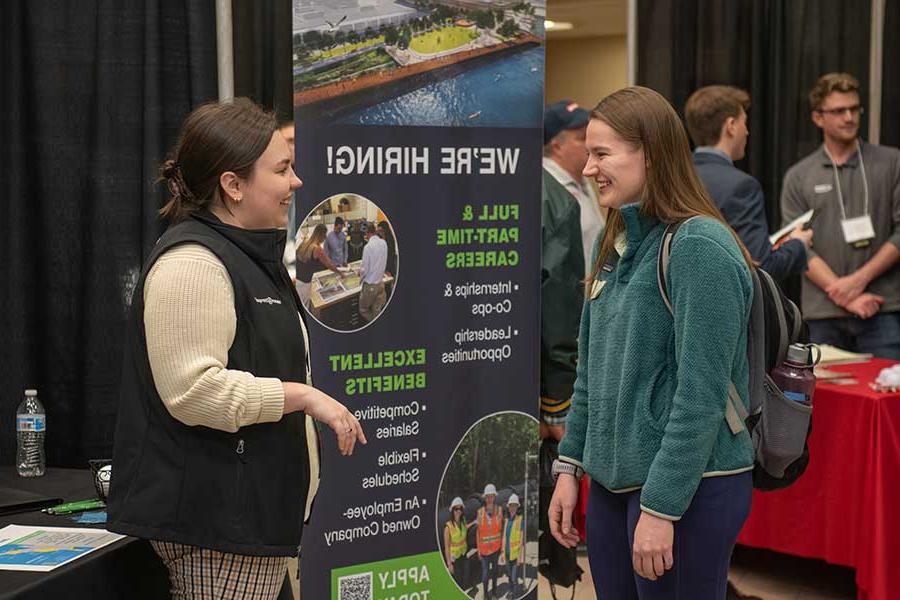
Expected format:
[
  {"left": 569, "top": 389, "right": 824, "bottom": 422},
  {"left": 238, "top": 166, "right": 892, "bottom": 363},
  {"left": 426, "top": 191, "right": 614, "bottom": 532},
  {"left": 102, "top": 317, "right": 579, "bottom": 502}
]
[{"left": 332, "top": 552, "right": 462, "bottom": 600}]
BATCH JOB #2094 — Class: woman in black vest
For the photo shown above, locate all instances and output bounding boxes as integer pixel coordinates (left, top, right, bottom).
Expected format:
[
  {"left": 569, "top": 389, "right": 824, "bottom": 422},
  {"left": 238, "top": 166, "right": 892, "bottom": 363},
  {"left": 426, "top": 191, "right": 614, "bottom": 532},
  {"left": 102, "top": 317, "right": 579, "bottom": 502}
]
[{"left": 107, "top": 98, "right": 366, "bottom": 599}]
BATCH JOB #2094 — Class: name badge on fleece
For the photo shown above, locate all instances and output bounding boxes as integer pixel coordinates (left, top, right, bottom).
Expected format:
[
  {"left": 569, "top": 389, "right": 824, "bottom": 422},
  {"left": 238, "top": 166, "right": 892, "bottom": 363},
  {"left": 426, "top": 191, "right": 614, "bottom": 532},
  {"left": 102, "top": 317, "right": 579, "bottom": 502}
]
[
  {"left": 814, "top": 183, "right": 833, "bottom": 194},
  {"left": 589, "top": 279, "right": 606, "bottom": 300},
  {"left": 840, "top": 215, "right": 875, "bottom": 247}
]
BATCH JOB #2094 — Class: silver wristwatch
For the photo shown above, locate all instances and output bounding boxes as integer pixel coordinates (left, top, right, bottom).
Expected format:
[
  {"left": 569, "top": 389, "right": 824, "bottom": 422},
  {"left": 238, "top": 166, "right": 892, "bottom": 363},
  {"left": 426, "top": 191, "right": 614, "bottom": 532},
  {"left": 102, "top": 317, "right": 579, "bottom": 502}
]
[{"left": 551, "top": 459, "right": 584, "bottom": 482}]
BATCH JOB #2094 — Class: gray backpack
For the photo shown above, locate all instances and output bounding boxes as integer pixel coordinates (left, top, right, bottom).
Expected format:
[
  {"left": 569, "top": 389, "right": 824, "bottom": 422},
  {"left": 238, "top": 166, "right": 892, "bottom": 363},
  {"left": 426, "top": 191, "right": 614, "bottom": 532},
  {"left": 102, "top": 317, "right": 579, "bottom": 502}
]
[{"left": 658, "top": 221, "right": 813, "bottom": 490}]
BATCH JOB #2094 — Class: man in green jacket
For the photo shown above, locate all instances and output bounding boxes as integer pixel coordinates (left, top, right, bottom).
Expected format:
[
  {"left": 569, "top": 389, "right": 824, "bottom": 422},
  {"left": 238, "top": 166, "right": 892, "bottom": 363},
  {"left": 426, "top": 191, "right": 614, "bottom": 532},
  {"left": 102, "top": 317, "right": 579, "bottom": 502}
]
[{"left": 541, "top": 100, "right": 601, "bottom": 438}]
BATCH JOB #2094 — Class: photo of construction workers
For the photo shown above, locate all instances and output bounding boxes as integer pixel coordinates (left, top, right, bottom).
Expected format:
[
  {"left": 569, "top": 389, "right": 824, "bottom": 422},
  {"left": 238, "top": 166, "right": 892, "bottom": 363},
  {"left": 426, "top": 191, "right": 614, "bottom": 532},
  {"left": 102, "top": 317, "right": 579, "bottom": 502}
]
[{"left": 437, "top": 412, "right": 539, "bottom": 599}]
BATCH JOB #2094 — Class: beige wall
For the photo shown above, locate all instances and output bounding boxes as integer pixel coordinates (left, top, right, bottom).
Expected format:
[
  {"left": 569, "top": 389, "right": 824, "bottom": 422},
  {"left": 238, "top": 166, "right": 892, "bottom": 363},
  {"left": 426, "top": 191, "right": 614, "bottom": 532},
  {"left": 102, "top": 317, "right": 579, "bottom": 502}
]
[{"left": 545, "top": 35, "right": 628, "bottom": 109}]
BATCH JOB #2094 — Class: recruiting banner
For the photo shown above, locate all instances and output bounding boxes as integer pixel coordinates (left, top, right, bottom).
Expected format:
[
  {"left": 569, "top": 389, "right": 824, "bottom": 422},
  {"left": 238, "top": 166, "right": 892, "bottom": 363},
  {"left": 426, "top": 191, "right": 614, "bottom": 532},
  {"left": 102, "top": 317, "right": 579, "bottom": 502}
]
[{"left": 293, "top": 2, "right": 544, "bottom": 598}]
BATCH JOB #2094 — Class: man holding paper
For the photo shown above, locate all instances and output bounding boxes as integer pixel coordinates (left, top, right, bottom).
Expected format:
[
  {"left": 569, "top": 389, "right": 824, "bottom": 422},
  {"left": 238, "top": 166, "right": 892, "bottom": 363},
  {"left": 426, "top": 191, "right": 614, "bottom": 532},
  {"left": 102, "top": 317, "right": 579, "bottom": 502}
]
[
  {"left": 781, "top": 73, "right": 900, "bottom": 359},
  {"left": 685, "top": 85, "right": 812, "bottom": 282}
]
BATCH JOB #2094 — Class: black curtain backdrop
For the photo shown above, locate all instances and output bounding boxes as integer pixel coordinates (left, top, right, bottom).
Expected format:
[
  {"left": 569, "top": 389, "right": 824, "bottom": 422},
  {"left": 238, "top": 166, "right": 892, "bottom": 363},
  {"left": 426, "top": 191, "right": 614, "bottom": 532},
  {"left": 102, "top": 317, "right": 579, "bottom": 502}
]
[
  {"left": 0, "top": 1, "right": 218, "bottom": 467},
  {"left": 637, "top": 0, "right": 871, "bottom": 231},
  {"left": 233, "top": 0, "right": 293, "bottom": 124},
  {"left": 882, "top": 1, "right": 900, "bottom": 149}
]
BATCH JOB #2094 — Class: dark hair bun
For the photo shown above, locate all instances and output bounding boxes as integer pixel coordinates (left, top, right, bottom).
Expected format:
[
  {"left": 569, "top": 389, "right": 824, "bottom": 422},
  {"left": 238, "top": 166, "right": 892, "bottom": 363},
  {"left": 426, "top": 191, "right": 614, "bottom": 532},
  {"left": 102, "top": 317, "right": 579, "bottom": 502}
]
[
  {"left": 161, "top": 158, "right": 180, "bottom": 180},
  {"left": 159, "top": 98, "right": 275, "bottom": 222},
  {"left": 161, "top": 159, "right": 194, "bottom": 202}
]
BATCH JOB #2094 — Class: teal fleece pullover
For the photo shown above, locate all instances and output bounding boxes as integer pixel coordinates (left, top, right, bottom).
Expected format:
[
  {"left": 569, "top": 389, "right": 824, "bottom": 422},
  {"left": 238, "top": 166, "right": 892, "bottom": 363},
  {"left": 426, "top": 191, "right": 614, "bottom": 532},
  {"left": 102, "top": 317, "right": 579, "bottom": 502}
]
[{"left": 558, "top": 204, "right": 754, "bottom": 520}]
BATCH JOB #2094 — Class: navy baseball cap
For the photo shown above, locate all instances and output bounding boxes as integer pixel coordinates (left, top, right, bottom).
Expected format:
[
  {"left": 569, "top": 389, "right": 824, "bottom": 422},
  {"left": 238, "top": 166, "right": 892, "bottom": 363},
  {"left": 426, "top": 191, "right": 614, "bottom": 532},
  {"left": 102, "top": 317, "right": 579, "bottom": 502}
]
[{"left": 544, "top": 100, "right": 590, "bottom": 144}]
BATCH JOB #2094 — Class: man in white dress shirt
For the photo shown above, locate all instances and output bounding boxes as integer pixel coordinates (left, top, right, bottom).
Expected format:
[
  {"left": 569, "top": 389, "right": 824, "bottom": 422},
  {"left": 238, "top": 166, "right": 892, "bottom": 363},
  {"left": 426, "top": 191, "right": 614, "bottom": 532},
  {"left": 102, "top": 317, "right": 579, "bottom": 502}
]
[
  {"left": 358, "top": 222, "right": 388, "bottom": 322},
  {"left": 542, "top": 100, "right": 605, "bottom": 273}
]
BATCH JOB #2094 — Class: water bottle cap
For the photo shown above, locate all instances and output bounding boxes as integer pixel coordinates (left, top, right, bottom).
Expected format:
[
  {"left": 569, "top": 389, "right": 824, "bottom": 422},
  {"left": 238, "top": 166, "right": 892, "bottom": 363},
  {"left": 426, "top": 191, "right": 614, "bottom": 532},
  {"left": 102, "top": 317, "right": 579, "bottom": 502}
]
[
  {"left": 786, "top": 344, "right": 809, "bottom": 365},
  {"left": 24, "top": 389, "right": 37, "bottom": 397}
]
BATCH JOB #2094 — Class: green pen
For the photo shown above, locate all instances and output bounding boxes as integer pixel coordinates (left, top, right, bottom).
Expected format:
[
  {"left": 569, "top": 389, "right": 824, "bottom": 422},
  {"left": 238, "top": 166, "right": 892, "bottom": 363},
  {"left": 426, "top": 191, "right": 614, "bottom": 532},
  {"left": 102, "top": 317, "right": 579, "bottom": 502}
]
[{"left": 44, "top": 499, "right": 106, "bottom": 515}]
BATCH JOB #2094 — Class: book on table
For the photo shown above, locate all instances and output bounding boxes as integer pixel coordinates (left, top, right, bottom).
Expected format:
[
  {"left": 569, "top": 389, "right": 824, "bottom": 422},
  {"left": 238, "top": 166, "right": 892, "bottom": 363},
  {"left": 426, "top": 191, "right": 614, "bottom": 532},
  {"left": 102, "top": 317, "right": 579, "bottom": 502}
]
[{"left": 815, "top": 344, "right": 873, "bottom": 366}]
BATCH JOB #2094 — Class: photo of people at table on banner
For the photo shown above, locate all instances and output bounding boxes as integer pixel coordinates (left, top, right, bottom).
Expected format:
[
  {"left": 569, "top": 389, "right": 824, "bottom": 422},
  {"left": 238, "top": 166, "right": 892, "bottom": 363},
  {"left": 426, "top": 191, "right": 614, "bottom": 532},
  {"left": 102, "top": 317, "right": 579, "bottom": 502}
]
[{"left": 294, "top": 194, "right": 398, "bottom": 332}]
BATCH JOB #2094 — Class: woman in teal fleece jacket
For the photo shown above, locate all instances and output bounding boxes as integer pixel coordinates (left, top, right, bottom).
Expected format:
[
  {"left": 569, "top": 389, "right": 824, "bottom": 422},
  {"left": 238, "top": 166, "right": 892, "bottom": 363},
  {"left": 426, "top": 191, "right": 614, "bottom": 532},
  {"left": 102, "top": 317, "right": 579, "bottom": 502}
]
[{"left": 549, "top": 87, "right": 756, "bottom": 600}]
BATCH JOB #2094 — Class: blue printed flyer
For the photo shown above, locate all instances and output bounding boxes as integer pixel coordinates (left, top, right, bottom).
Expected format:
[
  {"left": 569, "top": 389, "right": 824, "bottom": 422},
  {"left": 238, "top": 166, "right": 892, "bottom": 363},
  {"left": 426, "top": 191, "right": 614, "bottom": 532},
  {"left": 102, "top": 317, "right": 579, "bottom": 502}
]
[{"left": 0, "top": 525, "right": 124, "bottom": 572}]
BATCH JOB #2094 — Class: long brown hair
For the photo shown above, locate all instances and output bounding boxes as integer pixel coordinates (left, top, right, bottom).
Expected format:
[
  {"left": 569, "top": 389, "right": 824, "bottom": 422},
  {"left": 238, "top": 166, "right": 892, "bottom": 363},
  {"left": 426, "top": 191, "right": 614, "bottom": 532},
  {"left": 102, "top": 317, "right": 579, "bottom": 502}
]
[
  {"left": 159, "top": 98, "right": 277, "bottom": 222},
  {"left": 297, "top": 224, "right": 328, "bottom": 261},
  {"left": 587, "top": 86, "right": 754, "bottom": 290}
]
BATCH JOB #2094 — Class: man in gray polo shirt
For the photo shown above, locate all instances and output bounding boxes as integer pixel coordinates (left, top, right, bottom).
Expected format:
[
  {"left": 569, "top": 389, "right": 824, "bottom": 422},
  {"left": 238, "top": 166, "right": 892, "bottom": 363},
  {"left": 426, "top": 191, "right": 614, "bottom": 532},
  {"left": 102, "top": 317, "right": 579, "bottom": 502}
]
[{"left": 781, "top": 73, "right": 900, "bottom": 359}]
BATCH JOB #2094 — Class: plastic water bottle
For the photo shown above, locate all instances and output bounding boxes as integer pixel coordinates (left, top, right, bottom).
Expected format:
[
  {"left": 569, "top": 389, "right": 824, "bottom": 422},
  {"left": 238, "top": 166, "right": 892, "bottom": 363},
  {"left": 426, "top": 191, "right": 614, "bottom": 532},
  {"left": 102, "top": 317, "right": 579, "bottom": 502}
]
[
  {"left": 17, "top": 389, "right": 46, "bottom": 477},
  {"left": 771, "top": 344, "right": 817, "bottom": 406}
]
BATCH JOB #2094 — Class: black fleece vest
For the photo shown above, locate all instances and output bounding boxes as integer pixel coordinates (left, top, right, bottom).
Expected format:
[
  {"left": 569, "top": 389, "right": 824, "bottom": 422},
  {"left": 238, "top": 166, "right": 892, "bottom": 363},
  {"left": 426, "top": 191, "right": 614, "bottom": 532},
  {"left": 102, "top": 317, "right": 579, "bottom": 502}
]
[{"left": 108, "top": 214, "right": 312, "bottom": 556}]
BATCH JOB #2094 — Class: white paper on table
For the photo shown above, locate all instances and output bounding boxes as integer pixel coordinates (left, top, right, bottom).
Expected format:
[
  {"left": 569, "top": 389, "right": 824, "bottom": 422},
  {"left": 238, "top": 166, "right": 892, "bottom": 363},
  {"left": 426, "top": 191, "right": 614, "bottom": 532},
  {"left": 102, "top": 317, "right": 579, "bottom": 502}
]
[
  {"left": 0, "top": 524, "right": 124, "bottom": 572},
  {"left": 816, "top": 344, "right": 874, "bottom": 365},
  {"left": 769, "top": 209, "right": 814, "bottom": 245}
]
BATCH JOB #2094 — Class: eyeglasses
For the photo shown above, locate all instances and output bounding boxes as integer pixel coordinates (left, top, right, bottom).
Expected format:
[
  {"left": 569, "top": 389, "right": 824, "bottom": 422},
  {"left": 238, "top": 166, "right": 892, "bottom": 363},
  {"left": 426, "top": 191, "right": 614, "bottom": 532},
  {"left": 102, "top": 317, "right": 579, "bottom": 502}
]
[{"left": 816, "top": 104, "right": 864, "bottom": 117}]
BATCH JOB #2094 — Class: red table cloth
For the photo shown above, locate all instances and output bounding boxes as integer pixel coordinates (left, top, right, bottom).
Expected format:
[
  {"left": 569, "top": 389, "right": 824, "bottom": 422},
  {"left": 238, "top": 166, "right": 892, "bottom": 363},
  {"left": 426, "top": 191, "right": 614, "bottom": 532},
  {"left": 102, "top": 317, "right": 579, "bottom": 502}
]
[{"left": 737, "top": 359, "right": 900, "bottom": 600}]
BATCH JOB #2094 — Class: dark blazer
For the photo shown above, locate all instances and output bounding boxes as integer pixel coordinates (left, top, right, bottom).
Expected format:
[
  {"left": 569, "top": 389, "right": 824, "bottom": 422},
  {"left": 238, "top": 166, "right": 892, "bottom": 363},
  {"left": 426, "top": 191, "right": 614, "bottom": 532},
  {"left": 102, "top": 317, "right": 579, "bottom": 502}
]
[{"left": 693, "top": 150, "right": 807, "bottom": 282}]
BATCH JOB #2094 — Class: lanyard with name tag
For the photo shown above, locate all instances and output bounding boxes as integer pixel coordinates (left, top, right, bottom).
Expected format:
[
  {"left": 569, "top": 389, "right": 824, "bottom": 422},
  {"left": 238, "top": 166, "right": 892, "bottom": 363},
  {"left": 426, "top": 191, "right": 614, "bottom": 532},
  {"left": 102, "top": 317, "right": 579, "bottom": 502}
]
[
  {"left": 824, "top": 142, "right": 873, "bottom": 248},
  {"left": 840, "top": 215, "right": 875, "bottom": 247}
]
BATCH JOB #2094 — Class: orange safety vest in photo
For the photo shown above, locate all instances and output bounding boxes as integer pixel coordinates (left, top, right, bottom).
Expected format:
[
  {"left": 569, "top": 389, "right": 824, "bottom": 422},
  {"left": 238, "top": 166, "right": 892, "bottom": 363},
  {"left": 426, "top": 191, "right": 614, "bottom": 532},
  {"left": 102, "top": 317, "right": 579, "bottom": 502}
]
[{"left": 477, "top": 507, "right": 502, "bottom": 555}]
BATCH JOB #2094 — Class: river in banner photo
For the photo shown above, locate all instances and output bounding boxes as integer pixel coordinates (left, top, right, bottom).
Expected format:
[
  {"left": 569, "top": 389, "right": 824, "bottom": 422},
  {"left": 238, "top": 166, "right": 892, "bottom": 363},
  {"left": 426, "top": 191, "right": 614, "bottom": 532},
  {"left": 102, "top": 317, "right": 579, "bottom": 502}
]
[{"left": 337, "top": 46, "right": 544, "bottom": 128}]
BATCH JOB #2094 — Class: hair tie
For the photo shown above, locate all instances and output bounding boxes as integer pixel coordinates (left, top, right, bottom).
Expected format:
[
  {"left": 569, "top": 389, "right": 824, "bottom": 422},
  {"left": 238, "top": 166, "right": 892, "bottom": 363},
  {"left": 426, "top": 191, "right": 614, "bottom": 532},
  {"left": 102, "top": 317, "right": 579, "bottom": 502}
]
[{"left": 163, "top": 159, "right": 194, "bottom": 202}]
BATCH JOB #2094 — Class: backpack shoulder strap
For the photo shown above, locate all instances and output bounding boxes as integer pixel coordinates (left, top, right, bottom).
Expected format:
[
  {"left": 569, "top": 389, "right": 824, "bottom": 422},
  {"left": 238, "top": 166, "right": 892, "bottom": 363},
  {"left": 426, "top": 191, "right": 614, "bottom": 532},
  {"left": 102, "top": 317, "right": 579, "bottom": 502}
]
[
  {"left": 658, "top": 217, "right": 747, "bottom": 434},
  {"left": 725, "top": 382, "right": 749, "bottom": 433},
  {"left": 656, "top": 217, "right": 703, "bottom": 314},
  {"left": 745, "top": 268, "right": 768, "bottom": 416},
  {"left": 789, "top": 295, "right": 803, "bottom": 342},
  {"left": 757, "top": 268, "right": 790, "bottom": 365},
  {"left": 656, "top": 222, "right": 680, "bottom": 315}
]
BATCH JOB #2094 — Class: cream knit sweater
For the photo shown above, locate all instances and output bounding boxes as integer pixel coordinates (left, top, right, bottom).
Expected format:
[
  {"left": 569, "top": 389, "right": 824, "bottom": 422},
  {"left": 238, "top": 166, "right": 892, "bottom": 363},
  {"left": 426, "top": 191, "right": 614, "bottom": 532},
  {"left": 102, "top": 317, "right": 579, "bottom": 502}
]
[
  {"left": 144, "top": 244, "right": 319, "bottom": 517},
  {"left": 144, "top": 244, "right": 287, "bottom": 431}
]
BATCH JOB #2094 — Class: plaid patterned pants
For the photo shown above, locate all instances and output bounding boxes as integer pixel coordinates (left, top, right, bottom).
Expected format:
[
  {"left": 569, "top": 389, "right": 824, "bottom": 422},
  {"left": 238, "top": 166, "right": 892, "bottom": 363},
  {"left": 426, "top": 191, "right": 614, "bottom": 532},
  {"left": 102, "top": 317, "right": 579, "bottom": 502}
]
[{"left": 151, "top": 540, "right": 288, "bottom": 600}]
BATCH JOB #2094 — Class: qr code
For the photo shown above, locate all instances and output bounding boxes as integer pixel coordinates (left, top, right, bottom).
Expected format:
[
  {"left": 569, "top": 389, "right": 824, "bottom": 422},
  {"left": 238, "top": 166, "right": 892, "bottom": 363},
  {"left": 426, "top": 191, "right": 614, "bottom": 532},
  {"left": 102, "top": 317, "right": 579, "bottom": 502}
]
[{"left": 338, "top": 572, "right": 373, "bottom": 600}]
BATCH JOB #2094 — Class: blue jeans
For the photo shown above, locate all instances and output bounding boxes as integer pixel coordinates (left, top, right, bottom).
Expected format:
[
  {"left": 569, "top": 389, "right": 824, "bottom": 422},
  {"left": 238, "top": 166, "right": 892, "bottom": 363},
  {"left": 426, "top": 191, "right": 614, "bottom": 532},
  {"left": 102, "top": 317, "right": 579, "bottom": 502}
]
[
  {"left": 506, "top": 559, "right": 519, "bottom": 594},
  {"left": 480, "top": 551, "right": 499, "bottom": 597},
  {"left": 807, "top": 312, "right": 900, "bottom": 360},
  {"left": 586, "top": 472, "right": 752, "bottom": 600}
]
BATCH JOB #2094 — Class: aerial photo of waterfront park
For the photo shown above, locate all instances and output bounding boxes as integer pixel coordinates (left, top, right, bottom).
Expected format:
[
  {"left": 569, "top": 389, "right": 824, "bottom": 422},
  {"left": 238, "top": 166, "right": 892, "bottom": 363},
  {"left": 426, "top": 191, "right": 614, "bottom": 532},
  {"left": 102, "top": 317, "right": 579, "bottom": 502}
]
[{"left": 293, "top": 0, "right": 544, "bottom": 127}]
